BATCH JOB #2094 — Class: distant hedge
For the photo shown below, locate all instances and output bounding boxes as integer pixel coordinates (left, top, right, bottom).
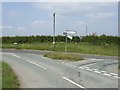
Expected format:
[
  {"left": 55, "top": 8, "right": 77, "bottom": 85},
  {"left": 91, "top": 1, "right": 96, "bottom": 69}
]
[{"left": 1, "top": 35, "right": 120, "bottom": 45}]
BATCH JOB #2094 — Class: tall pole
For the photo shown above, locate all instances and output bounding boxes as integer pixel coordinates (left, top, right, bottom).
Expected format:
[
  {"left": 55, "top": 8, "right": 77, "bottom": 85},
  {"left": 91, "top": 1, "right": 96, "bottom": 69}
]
[
  {"left": 53, "top": 12, "right": 55, "bottom": 44},
  {"left": 65, "top": 31, "right": 67, "bottom": 54},
  {"left": 86, "top": 26, "right": 87, "bottom": 36}
]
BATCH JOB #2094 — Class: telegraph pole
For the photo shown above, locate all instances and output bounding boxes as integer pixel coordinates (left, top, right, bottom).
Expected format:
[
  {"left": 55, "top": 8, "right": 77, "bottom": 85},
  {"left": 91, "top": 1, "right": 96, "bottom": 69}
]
[
  {"left": 53, "top": 12, "right": 55, "bottom": 44},
  {"left": 86, "top": 26, "right": 87, "bottom": 36},
  {"left": 65, "top": 31, "right": 67, "bottom": 54}
]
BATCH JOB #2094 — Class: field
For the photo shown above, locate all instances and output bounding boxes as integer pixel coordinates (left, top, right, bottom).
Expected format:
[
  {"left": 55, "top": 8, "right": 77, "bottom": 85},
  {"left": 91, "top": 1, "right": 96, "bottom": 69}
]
[
  {"left": 2, "top": 61, "right": 20, "bottom": 88},
  {"left": 0, "top": 62, "right": 1, "bottom": 89},
  {"left": 2, "top": 42, "right": 118, "bottom": 56}
]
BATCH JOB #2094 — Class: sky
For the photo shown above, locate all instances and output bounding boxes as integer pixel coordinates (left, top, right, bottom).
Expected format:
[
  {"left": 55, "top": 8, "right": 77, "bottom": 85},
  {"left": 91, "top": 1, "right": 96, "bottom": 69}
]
[{"left": 1, "top": 1, "right": 118, "bottom": 36}]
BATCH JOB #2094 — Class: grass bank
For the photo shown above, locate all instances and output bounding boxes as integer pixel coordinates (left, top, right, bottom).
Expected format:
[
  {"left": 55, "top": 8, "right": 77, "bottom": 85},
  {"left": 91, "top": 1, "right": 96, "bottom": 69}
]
[
  {"left": 2, "top": 42, "right": 118, "bottom": 56},
  {"left": 44, "top": 52, "right": 84, "bottom": 61},
  {"left": 2, "top": 61, "right": 20, "bottom": 88}
]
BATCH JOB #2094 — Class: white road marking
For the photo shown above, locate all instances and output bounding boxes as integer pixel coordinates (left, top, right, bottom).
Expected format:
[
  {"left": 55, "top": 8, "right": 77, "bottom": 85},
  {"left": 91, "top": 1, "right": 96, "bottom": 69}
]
[
  {"left": 86, "top": 68, "right": 93, "bottom": 72},
  {"left": 62, "top": 77, "right": 85, "bottom": 88},
  {"left": 114, "top": 76, "right": 120, "bottom": 79},
  {"left": 10, "top": 53, "right": 47, "bottom": 70},
  {"left": 79, "top": 67, "right": 85, "bottom": 69},
  {"left": 11, "top": 53, "right": 21, "bottom": 58},
  {"left": 110, "top": 73, "right": 118, "bottom": 76},
  {"left": 26, "top": 60, "right": 47, "bottom": 70},
  {"left": 100, "top": 70, "right": 106, "bottom": 73},
  {"left": 94, "top": 70, "right": 101, "bottom": 74},
  {"left": 103, "top": 73, "right": 111, "bottom": 76},
  {"left": 83, "top": 63, "right": 97, "bottom": 67}
]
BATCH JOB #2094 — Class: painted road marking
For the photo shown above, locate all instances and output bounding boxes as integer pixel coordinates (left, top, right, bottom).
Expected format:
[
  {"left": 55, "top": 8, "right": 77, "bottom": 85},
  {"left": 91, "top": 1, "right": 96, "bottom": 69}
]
[
  {"left": 79, "top": 67, "right": 85, "bottom": 69},
  {"left": 86, "top": 68, "right": 93, "bottom": 72},
  {"left": 11, "top": 53, "right": 47, "bottom": 70},
  {"left": 110, "top": 73, "right": 118, "bottom": 76},
  {"left": 26, "top": 60, "right": 47, "bottom": 70},
  {"left": 62, "top": 77, "right": 85, "bottom": 88},
  {"left": 94, "top": 70, "right": 101, "bottom": 74},
  {"left": 82, "top": 63, "right": 97, "bottom": 67},
  {"left": 103, "top": 73, "right": 111, "bottom": 76},
  {"left": 78, "top": 66, "right": 119, "bottom": 79},
  {"left": 114, "top": 76, "right": 120, "bottom": 79},
  {"left": 11, "top": 53, "right": 21, "bottom": 58},
  {"left": 100, "top": 70, "right": 106, "bottom": 73}
]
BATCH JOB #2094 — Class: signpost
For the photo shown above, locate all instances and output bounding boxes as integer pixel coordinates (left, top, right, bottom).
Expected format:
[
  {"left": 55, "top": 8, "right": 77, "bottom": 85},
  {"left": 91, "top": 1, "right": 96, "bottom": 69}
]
[{"left": 63, "top": 30, "right": 77, "bottom": 54}]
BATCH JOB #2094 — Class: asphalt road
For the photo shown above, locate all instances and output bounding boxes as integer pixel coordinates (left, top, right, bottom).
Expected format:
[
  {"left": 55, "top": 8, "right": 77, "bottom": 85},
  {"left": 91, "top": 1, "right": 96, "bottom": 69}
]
[{"left": 1, "top": 49, "right": 119, "bottom": 88}]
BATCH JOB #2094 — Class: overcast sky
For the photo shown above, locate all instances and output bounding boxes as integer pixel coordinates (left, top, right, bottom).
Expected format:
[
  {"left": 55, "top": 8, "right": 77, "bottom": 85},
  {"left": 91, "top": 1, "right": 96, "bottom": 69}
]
[{"left": 2, "top": 2, "right": 118, "bottom": 36}]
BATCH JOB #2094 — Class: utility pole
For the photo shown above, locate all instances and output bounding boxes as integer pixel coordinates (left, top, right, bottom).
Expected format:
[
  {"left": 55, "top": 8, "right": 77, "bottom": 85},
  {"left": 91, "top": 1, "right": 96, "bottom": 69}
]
[
  {"left": 86, "top": 26, "right": 87, "bottom": 36},
  {"left": 53, "top": 12, "right": 55, "bottom": 44},
  {"left": 65, "top": 31, "right": 67, "bottom": 54}
]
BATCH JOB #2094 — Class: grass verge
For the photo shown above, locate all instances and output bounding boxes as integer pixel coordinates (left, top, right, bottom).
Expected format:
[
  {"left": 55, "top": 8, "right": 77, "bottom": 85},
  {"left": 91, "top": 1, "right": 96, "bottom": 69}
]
[
  {"left": 2, "top": 42, "right": 118, "bottom": 56},
  {"left": 2, "top": 61, "right": 20, "bottom": 88},
  {"left": 44, "top": 52, "right": 84, "bottom": 61}
]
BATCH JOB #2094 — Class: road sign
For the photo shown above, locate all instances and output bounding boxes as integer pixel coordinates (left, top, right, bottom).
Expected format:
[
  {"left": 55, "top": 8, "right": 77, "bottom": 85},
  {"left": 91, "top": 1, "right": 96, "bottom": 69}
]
[
  {"left": 63, "top": 30, "right": 77, "bottom": 54},
  {"left": 67, "top": 36, "right": 72, "bottom": 39}
]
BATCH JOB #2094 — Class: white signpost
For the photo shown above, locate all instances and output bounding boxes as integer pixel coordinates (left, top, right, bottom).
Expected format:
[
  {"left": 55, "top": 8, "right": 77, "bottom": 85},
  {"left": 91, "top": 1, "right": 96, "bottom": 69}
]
[{"left": 63, "top": 30, "right": 77, "bottom": 54}]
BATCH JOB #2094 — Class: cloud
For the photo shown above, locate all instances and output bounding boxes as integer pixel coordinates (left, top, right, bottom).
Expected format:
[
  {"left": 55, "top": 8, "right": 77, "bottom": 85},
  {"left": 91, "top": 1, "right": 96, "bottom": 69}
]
[
  {"left": 31, "top": 2, "right": 116, "bottom": 14},
  {"left": 86, "top": 12, "right": 114, "bottom": 20}
]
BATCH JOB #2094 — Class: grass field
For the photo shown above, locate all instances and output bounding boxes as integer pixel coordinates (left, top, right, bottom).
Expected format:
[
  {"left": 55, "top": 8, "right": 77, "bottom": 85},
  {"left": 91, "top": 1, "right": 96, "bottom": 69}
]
[
  {"left": 44, "top": 52, "right": 84, "bottom": 61},
  {"left": 2, "top": 42, "right": 118, "bottom": 56},
  {"left": 0, "top": 62, "right": 1, "bottom": 89},
  {"left": 2, "top": 61, "right": 20, "bottom": 88}
]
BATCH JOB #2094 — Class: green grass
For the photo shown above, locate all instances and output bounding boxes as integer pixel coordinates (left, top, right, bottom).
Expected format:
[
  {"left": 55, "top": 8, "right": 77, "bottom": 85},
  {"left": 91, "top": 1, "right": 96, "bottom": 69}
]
[
  {"left": 44, "top": 52, "right": 84, "bottom": 61},
  {"left": 2, "top": 42, "right": 118, "bottom": 56},
  {"left": 2, "top": 61, "right": 20, "bottom": 88},
  {"left": 0, "top": 62, "right": 1, "bottom": 89}
]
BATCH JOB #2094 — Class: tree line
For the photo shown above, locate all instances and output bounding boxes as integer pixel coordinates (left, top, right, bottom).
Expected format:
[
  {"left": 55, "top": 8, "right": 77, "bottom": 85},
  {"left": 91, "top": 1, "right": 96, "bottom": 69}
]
[{"left": 2, "top": 35, "right": 120, "bottom": 45}]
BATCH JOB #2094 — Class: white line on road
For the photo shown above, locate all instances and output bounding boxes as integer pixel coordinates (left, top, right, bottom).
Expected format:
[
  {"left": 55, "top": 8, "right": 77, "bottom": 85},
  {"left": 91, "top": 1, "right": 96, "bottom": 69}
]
[
  {"left": 62, "top": 77, "right": 85, "bottom": 88},
  {"left": 110, "top": 73, "right": 118, "bottom": 76},
  {"left": 11, "top": 53, "right": 21, "bottom": 58},
  {"left": 83, "top": 63, "right": 97, "bottom": 67},
  {"left": 103, "top": 73, "right": 111, "bottom": 76},
  {"left": 26, "top": 60, "right": 47, "bottom": 70},
  {"left": 94, "top": 70, "right": 101, "bottom": 74},
  {"left": 100, "top": 70, "right": 106, "bottom": 73},
  {"left": 10, "top": 53, "right": 47, "bottom": 70},
  {"left": 79, "top": 67, "right": 85, "bottom": 69},
  {"left": 114, "top": 76, "right": 120, "bottom": 79},
  {"left": 86, "top": 68, "right": 93, "bottom": 72}
]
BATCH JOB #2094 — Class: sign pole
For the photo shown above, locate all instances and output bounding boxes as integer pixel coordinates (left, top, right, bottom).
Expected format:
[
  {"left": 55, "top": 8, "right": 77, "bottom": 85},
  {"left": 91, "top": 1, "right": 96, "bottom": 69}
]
[{"left": 65, "top": 32, "right": 67, "bottom": 54}]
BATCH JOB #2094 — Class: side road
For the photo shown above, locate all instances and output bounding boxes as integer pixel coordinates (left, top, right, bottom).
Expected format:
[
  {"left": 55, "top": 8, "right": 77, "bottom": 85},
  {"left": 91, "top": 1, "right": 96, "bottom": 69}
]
[{"left": 2, "top": 49, "right": 118, "bottom": 60}]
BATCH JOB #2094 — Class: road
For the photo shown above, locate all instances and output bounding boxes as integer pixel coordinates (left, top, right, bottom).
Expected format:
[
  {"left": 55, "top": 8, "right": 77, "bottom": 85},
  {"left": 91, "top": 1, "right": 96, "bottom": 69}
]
[{"left": 1, "top": 49, "right": 119, "bottom": 88}]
